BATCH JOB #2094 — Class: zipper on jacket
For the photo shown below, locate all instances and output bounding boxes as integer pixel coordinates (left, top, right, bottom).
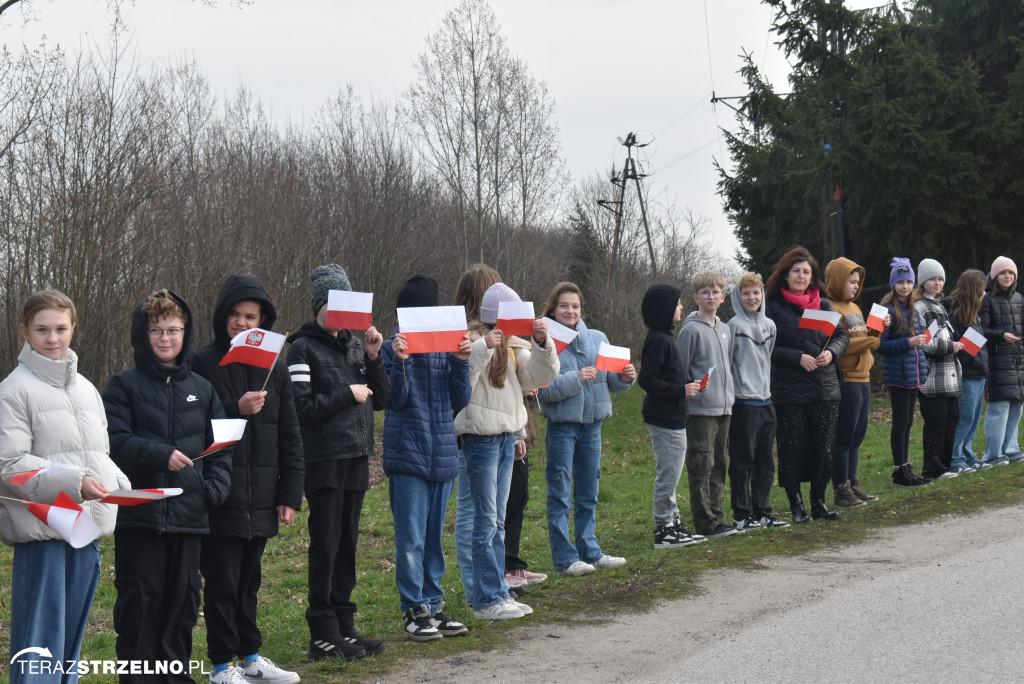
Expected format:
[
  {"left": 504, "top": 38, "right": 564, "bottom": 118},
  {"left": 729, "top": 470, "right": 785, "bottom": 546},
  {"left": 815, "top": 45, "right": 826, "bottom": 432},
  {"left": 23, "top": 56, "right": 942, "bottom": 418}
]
[{"left": 162, "top": 374, "right": 173, "bottom": 534}]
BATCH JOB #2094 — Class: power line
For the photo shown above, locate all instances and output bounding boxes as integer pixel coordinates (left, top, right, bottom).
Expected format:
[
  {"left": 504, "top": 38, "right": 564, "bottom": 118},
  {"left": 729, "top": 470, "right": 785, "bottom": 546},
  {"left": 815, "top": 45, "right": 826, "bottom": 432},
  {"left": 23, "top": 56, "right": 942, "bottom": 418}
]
[
  {"left": 647, "top": 138, "right": 718, "bottom": 175},
  {"left": 703, "top": 0, "right": 726, "bottom": 165},
  {"left": 656, "top": 90, "right": 712, "bottom": 139}
]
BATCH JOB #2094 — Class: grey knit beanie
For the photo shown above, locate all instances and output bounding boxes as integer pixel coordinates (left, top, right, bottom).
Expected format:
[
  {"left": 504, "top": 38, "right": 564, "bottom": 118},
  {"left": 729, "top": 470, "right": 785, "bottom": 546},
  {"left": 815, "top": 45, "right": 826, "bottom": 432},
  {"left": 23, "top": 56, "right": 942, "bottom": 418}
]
[
  {"left": 480, "top": 282, "right": 521, "bottom": 325},
  {"left": 310, "top": 264, "right": 352, "bottom": 315},
  {"left": 916, "top": 258, "right": 945, "bottom": 286}
]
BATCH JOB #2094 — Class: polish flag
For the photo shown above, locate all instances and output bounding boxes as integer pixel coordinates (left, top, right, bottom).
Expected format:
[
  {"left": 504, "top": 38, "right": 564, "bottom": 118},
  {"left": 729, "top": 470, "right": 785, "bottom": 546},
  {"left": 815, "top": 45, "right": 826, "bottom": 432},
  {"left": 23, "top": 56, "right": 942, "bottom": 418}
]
[
  {"left": 960, "top": 327, "right": 987, "bottom": 357},
  {"left": 595, "top": 342, "right": 630, "bottom": 373},
  {"left": 496, "top": 301, "right": 536, "bottom": 336},
  {"left": 542, "top": 317, "right": 579, "bottom": 353},
  {"left": 798, "top": 308, "right": 842, "bottom": 336},
  {"left": 326, "top": 290, "right": 373, "bottom": 330},
  {"left": 866, "top": 303, "right": 888, "bottom": 332},
  {"left": 219, "top": 328, "right": 286, "bottom": 370},
  {"left": 398, "top": 306, "right": 468, "bottom": 354},
  {"left": 26, "top": 491, "right": 100, "bottom": 548},
  {"left": 6, "top": 464, "right": 77, "bottom": 487},
  {"left": 698, "top": 365, "right": 717, "bottom": 392},
  {"left": 102, "top": 488, "right": 183, "bottom": 506},
  {"left": 922, "top": 319, "right": 939, "bottom": 345},
  {"left": 199, "top": 419, "right": 248, "bottom": 456}
]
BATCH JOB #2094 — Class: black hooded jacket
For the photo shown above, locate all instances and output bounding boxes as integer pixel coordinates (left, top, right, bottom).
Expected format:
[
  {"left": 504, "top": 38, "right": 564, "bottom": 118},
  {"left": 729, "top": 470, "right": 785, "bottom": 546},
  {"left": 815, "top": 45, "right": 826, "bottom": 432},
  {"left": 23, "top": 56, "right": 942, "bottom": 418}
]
[
  {"left": 191, "top": 274, "right": 305, "bottom": 539},
  {"left": 639, "top": 284, "right": 689, "bottom": 429},
  {"left": 102, "top": 291, "right": 232, "bottom": 534}
]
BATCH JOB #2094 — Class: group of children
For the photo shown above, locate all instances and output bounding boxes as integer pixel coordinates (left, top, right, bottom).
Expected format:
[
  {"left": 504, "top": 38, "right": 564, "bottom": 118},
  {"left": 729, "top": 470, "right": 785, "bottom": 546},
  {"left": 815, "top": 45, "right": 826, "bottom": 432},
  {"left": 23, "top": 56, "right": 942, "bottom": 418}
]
[{"left": 3, "top": 251, "right": 1021, "bottom": 684}]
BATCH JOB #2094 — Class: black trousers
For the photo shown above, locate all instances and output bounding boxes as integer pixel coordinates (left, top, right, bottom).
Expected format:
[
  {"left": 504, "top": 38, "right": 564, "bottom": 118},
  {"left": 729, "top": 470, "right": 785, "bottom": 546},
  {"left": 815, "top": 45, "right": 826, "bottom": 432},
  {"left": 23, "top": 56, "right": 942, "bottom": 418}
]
[
  {"left": 201, "top": 536, "right": 268, "bottom": 665},
  {"left": 775, "top": 401, "right": 839, "bottom": 497},
  {"left": 728, "top": 403, "right": 777, "bottom": 520},
  {"left": 919, "top": 394, "right": 958, "bottom": 478},
  {"left": 504, "top": 455, "right": 530, "bottom": 572},
  {"left": 113, "top": 530, "right": 202, "bottom": 684},
  {"left": 889, "top": 387, "right": 918, "bottom": 467},
  {"left": 306, "top": 487, "right": 365, "bottom": 640}
]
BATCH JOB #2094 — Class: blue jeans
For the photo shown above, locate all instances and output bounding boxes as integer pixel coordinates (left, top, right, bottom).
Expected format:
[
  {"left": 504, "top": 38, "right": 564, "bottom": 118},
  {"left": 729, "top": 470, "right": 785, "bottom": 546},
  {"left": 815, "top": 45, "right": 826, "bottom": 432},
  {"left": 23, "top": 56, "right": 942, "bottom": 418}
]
[
  {"left": 983, "top": 399, "right": 1024, "bottom": 463},
  {"left": 454, "top": 449, "right": 474, "bottom": 604},
  {"left": 461, "top": 433, "right": 514, "bottom": 608},
  {"left": 545, "top": 421, "right": 603, "bottom": 571},
  {"left": 952, "top": 378, "right": 985, "bottom": 468},
  {"left": 10, "top": 540, "right": 100, "bottom": 684},
  {"left": 389, "top": 473, "right": 455, "bottom": 613}
]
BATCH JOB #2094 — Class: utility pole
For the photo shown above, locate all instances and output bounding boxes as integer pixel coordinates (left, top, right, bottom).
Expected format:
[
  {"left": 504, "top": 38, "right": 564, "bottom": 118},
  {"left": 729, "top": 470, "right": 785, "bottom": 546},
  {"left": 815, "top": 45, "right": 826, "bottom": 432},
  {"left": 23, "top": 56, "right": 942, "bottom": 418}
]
[{"left": 599, "top": 132, "right": 656, "bottom": 306}]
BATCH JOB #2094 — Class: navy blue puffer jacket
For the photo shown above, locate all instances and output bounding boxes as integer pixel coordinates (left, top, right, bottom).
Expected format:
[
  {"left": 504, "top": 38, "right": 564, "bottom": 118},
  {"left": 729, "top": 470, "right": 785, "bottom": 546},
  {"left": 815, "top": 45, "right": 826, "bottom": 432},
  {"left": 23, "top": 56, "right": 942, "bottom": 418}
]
[
  {"left": 879, "top": 298, "right": 929, "bottom": 389},
  {"left": 381, "top": 328, "right": 472, "bottom": 482}
]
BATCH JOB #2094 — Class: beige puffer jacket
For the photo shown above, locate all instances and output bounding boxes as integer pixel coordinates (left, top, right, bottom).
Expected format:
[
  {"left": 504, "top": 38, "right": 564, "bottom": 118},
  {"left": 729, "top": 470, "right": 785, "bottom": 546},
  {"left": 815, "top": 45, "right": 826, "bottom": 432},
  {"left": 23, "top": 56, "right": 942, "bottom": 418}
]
[
  {"left": 0, "top": 343, "right": 130, "bottom": 545},
  {"left": 455, "top": 330, "right": 560, "bottom": 436}
]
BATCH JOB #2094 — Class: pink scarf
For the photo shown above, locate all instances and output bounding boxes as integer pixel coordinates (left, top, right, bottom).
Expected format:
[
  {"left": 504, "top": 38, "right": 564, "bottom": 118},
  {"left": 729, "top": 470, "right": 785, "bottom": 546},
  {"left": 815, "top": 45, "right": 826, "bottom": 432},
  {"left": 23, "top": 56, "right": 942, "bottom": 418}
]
[{"left": 780, "top": 287, "right": 821, "bottom": 311}]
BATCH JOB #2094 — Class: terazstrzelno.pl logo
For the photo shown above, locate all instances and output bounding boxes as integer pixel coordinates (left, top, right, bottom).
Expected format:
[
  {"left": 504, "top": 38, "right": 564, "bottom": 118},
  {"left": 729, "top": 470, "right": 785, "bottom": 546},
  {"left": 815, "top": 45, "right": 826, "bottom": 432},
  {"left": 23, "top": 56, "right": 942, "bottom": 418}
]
[{"left": 10, "top": 647, "right": 210, "bottom": 677}]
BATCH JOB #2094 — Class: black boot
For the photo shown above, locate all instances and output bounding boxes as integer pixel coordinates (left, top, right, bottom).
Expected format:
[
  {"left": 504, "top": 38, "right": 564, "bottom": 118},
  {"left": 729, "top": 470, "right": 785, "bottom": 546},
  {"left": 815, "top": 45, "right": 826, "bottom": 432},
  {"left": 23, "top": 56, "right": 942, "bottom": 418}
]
[
  {"left": 785, "top": 486, "right": 810, "bottom": 524},
  {"left": 810, "top": 482, "right": 841, "bottom": 520}
]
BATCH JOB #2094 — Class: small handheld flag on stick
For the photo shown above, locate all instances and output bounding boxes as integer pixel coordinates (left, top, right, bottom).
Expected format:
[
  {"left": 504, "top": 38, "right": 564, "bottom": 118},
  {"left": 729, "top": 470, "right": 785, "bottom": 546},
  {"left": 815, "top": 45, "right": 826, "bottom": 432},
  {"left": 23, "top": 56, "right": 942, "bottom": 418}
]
[
  {"left": 798, "top": 308, "right": 842, "bottom": 336},
  {"left": 0, "top": 491, "right": 101, "bottom": 548},
  {"left": 398, "top": 306, "right": 468, "bottom": 354},
  {"left": 960, "top": 327, "right": 987, "bottom": 357},
  {"left": 866, "top": 303, "right": 888, "bottom": 332},
  {"left": 542, "top": 317, "right": 579, "bottom": 353},
  {"left": 496, "top": 301, "right": 536, "bottom": 336},
  {"left": 922, "top": 319, "right": 939, "bottom": 344},
  {"left": 595, "top": 343, "right": 630, "bottom": 374},
  {"left": 197, "top": 419, "right": 247, "bottom": 458},
  {"left": 326, "top": 290, "right": 373, "bottom": 331},
  {"left": 102, "top": 488, "right": 183, "bottom": 506},
  {"left": 3, "top": 464, "right": 78, "bottom": 487},
  {"left": 220, "top": 328, "right": 287, "bottom": 370},
  {"left": 698, "top": 365, "right": 717, "bottom": 392}
]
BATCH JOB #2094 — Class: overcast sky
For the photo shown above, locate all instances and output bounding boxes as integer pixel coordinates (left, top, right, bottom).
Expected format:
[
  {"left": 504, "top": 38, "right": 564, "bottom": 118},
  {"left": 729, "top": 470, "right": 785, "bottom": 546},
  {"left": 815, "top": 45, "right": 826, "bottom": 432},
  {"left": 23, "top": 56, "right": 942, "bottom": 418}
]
[{"left": 3, "top": 0, "right": 885, "bottom": 261}]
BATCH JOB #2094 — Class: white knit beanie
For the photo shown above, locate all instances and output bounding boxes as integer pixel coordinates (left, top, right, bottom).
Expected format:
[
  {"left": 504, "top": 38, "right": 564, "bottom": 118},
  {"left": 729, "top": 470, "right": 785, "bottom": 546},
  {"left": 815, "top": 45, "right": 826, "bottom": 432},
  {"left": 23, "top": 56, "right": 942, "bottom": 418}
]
[{"left": 480, "top": 282, "right": 521, "bottom": 325}]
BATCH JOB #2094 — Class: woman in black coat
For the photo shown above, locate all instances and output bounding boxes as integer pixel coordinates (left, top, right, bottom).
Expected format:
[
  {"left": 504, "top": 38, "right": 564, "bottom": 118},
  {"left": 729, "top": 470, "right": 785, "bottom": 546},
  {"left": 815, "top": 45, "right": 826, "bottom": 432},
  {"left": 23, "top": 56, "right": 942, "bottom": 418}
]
[{"left": 764, "top": 246, "right": 849, "bottom": 523}]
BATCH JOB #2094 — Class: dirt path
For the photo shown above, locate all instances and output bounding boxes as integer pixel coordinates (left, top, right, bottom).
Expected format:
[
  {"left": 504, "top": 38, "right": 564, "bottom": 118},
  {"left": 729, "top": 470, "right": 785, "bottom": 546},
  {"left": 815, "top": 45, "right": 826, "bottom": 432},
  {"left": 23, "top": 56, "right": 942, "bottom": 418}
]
[{"left": 384, "top": 505, "right": 1024, "bottom": 683}]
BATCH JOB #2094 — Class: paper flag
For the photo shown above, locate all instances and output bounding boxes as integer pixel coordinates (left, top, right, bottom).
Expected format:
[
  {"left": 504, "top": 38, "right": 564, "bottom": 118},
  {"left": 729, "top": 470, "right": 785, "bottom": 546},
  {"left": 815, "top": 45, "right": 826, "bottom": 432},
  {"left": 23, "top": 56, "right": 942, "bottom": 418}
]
[
  {"left": 26, "top": 491, "right": 100, "bottom": 548},
  {"left": 326, "top": 290, "right": 373, "bottom": 330},
  {"left": 542, "top": 317, "right": 579, "bottom": 353},
  {"left": 866, "top": 303, "right": 888, "bottom": 332},
  {"left": 798, "top": 308, "right": 842, "bottom": 336},
  {"left": 200, "top": 419, "right": 247, "bottom": 456},
  {"left": 496, "top": 301, "right": 536, "bottom": 336},
  {"left": 398, "top": 306, "right": 468, "bottom": 354},
  {"left": 595, "top": 342, "right": 630, "bottom": 374},
  {"left": 102, "top": 488, "right": 183, "bottom": 506}
]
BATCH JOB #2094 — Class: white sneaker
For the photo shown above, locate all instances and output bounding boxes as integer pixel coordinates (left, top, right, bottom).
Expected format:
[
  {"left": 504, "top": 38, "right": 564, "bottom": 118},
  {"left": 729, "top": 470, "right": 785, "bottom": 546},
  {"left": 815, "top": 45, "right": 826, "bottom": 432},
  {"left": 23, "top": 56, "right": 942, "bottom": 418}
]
[
  {"left": 210, "top": 667, "right": 247, "bottom": 684},
  {"left": 239, "top": 656, "right": 300, "bottom": 684},
  {"left": 561, "top": 560, "right": 596, "bottom": 577},
  {"left": 474, "top": 600, "right": 525, "bottom": 620},
  {"left": 507, "top": 597, "right": 533, "bottom": 615},
  {"left": 592, "top": 554, "right": 627, "bottom": 569}
]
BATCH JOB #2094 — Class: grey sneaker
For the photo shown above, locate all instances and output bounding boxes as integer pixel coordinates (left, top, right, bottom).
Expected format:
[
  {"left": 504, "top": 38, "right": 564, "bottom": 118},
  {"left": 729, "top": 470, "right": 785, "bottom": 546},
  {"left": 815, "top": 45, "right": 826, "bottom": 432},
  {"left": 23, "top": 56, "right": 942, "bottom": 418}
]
[
  {"left": 474, "top": 600, "right": 524, "bottom": 620},
  {"left": 592, "top": 554, "right": 627, "bottom": 569},
  {"left": 561, "top": 560, "right": 596, "bottom": 576},
  {"left": 239, "top": 656, "right": 300, "bottom": 684}
]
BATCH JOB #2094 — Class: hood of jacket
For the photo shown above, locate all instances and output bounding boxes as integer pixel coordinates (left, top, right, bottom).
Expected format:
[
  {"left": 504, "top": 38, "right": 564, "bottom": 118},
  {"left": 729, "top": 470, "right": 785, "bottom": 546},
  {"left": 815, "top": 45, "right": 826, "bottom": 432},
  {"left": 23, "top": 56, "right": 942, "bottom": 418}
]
[
  {"left": 211, "top": 273, "right": 278, "bottom": 350},
  {"left": 131, "top": 290, "right": 195, "bottom": 382},
  {"left": 642, "top": 284, "right": 681, "bottom": 332},
  {"left": 824, "top": 257, "right": 865, "bottom": 303},
  {"left": 728, "top": 284, "right": 769, "bottom": 344}
]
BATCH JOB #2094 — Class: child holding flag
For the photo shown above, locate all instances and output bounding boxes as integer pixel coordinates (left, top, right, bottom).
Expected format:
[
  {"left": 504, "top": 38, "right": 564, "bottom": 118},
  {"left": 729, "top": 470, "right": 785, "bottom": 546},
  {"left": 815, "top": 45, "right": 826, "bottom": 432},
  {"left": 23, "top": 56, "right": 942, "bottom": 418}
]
[
  {"left": 879, "top": 259, "right": 932, "bottom": 487},
  {"left": 103, "top": 289, "right": 233, "bottom": 681},
  {"left": 288, "top": 264, "right": 390, "bottom": 661},
  {"left": 1, "top": 291, "right": 131, "bottom": 684},
  {"left": 945, "top": 269, "right": 989, "bottom": 475},
  {"left": 824, "top": 258, "right": 884, "bottom": 507},
  {"left": 980, "top": 256, "right": 1024, "bottom": 466},
  {"left": 913, "top": 259, "right": 963, "bottom": 480},
  {"left": 191, "top": 274, "right": 304, "bottom": 683},
  {"left": 537, "top": 282, "right": 635, "bottom": 577}
]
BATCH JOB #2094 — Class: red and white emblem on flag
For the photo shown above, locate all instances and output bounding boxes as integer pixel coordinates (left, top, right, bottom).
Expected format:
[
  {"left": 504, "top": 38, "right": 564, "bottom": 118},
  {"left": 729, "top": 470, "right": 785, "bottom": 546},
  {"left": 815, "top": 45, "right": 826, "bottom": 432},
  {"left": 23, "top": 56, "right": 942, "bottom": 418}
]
[
  {"left": 496, "top": 301, "right": 536, "bottom": 336},
  {"left": 102, "top": 488, "right": 183, "bottom": 506},
  {"left": 542, "top": 317, "right": 579, "bottom": 353},
  {"left": 866, "top": 303, "right": 888, "bottom": 332},
  {"left": 326, "top": 290, "right": 373, "bottom": 330},
  {"left": 595, "top": 342, "right": 630, "bottom": 373},
  {"left": 219, "top": 327, "right": 286, "bottom": 369},
  {"left": 199, "top": 419, "right": 247, "bottom": 456},
  {"left": 398, "top": 306, "right": 468, "bottom": 354},
  {"left": 922, "top": 319, "right": 939, "bottom": 345},
  {"left": 798, "top": 308, "right": 842, "bottom": 336},
  {"left": 27, "top": 491, "right": 100, "bottom": 548},
  {"left": 960, "top": 327, "right": 987, "bottom": 357}
]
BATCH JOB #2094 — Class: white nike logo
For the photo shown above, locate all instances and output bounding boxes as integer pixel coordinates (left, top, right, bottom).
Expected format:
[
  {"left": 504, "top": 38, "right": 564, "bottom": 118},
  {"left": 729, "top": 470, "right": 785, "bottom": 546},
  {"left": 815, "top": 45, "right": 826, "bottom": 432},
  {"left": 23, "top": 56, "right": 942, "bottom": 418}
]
[{"left": 187, "top": 395, "right": 198, "bottom": 402}]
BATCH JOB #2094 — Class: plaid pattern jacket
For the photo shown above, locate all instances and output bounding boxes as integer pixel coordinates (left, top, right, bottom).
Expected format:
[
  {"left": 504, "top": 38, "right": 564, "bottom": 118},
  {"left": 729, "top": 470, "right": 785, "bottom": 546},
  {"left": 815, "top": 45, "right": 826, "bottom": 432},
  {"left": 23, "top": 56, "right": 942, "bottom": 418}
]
[{"left": 915, "top": 294, "right": 962, "bottom": 398}]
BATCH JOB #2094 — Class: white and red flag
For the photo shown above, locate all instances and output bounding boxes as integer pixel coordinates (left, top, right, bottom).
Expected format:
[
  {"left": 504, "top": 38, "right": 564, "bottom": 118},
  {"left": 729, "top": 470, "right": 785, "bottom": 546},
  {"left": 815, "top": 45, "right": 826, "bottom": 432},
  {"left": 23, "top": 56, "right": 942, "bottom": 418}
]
[
  {"left": 496, "top": 301, "right": 536, "bottom": 336},
  {"left": 595, "top": 342, "right": 630, "bottom": 374},
  {"left": 398, "top": 306, "right": 468, "bottom": 354},
  {"left": 542, "top": 317, "right": 579, "bottom": 353},
  {"left": 102, "top": 488, "right": 183, "bottom": 506},
  {"left": 698, "top": 365, "right": 717, "bottom": 392},
  {"left": 960, "top": 327, "right": 987, "bottom": 357},
  {"left": 199, "top": 419, "right": 247, "bottom": 457},
  {"left": 219, "top": 328, "right": 286, "bottom": 370},
  {"left": 798, "top": 308, "right": 842, "bottom": 336},
  {"left": 326, "top": 290, "right": 373, "bottom": 330},
  {"left": 866, "top": 303, "right": 888, "bottom": 332},
  {"left": 26, "top": 491, "right": 100, "bottom": 548},
  {"left": 922, "top": 319, "right": 940, "bottom": 345},
  {"left": 5, "top": 464, "right": 77, "bottom": 487}
]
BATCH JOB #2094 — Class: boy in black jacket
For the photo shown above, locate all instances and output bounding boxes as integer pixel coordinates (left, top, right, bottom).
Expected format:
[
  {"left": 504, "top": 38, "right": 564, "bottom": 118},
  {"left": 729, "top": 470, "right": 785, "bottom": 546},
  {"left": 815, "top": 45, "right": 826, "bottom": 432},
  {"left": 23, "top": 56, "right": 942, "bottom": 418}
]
[
  {"left": 638, "top": 284, "right": 704, "bottom": 550},
  {"left": 192, "top": 274, "right": 304, "bottom": 684},
  {"left": 287, "top": 264, "right": 390, "bottom": 662},
  {"left": 103, "top": 289, "right": 232, "bottom": 683}
]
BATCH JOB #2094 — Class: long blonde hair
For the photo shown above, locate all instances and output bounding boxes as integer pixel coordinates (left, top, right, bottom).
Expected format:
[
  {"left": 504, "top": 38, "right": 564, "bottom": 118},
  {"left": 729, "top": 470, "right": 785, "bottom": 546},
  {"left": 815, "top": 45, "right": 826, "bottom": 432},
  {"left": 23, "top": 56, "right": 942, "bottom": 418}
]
[{"left": 469, "top": 320, "right": 513, "bottom": 389}]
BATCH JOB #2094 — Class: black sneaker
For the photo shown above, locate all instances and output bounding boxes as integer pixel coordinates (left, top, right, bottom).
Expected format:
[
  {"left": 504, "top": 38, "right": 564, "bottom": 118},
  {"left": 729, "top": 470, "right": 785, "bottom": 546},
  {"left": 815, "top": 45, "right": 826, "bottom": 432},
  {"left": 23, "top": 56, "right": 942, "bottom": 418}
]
[
  {"left": 733, "top": 516, "right": 762, "bottom": 532},
  {"left": 508, "top": 582, "right": 529, "bottom": 599},
  {"left": 430, "top": 601, "right": 469, "bottom": 637},
  {"left": 403, "top": 605, "right": 442, "bottom": 642},
  {"left": 892, "top": 463, "right": 931, "bottom": 488},
  {"left": 309, "top": 636, "right": 366, "bottom": 662},
  {"left": 654, "top": 524, "right": 690, "bottom": 549},
  {"left": 756, "top": 514, "right": 791, "bottom": 529},
  {"left": 706, "top": 524, "right": 739, "bottom": 539},
  {"left": 674, "top": 526, "right": 707, "bottom": 546},
  {"left": 347, "top": 632, "right": 387, "bottom": 655}
]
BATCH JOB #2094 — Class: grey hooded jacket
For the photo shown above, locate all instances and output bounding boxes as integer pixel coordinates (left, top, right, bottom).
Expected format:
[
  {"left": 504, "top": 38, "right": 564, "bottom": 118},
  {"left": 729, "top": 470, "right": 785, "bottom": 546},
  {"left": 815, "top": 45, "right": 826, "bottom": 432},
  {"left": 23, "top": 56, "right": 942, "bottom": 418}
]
[
  {"left": 676, "top": 311, "right": 734, "bottom": 416},
  {"left": 726, "top": 285, "right": 776, "bottom": 402}
]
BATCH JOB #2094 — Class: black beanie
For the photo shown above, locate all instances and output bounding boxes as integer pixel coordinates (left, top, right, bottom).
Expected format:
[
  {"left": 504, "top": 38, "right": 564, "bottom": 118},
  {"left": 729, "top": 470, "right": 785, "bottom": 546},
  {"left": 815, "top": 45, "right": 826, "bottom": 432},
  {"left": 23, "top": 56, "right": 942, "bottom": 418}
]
[{"left": 396, "top": 275, "right": 440, "bottom": 308}]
